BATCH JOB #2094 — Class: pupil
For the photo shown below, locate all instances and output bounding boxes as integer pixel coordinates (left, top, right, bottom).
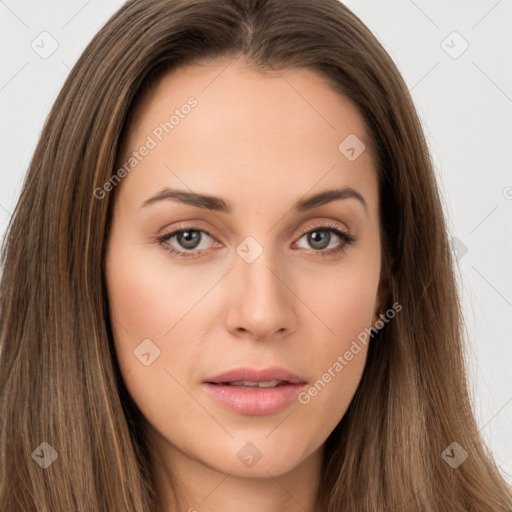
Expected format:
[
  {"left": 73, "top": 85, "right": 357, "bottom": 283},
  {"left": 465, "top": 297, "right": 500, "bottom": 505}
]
[
  {"left": 178, "top": 230, "right": 200, "bottom": 249},
  {"left": 309, "top": 230, "right": 329, "bottom": 250}
]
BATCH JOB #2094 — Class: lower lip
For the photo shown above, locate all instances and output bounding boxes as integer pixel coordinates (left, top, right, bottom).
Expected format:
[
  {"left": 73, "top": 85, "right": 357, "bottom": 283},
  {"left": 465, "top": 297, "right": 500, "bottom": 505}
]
[{"left": 202, "top": 382, "right": 306, "bottom": 415}]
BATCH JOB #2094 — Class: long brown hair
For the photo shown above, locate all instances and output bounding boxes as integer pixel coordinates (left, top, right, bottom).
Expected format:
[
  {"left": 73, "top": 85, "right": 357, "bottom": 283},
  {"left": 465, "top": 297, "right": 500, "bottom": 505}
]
[{"left": 1, "top": 0, "right": 511, "bottom": 510}]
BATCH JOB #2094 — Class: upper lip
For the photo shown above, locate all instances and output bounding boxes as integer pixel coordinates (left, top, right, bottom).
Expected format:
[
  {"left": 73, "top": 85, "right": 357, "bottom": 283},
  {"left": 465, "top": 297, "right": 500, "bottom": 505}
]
[{"left": 203, "top": 366, "right": 307, "bottom": 385}]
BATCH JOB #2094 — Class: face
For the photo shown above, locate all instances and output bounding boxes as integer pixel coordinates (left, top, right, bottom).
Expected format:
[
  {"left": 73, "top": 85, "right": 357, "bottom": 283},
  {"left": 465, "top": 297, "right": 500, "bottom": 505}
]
[{"left": 105, "top": 57, "right": 382, "bottom": 481}]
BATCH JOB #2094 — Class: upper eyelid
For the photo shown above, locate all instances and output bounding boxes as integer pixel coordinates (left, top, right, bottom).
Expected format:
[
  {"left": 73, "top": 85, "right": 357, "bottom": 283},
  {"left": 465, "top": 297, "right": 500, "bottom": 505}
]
[{"left": 160, "top": 219, "right": 348, "bottom": 235}]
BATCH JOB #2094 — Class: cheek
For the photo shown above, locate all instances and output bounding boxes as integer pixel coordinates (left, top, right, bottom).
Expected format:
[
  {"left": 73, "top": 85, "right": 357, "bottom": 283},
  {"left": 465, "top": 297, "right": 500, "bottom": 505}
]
[
  {"left": 104, "top": 245, "right": 202, "bottom": 432},
  {"left": 104, "top": 237, "right": 172, "bottom": 383},
  {"left": 104, "top": 235, "right": 216, "bottom": 407},
  {"left": 105, "top": 237, "right": 208, "bottom": 341},
  {"left": 297, "top": 243, "right": 381, "bottom": 347},
  {"left": 293, "top": 250, "right": 380, "bottom": 426}
]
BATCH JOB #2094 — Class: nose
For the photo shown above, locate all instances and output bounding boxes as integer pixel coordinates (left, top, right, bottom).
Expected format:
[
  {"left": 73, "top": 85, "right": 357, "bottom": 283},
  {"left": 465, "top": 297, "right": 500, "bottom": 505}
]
[{"left": 225, "top": 244, "right": 298, "bottom": 341}]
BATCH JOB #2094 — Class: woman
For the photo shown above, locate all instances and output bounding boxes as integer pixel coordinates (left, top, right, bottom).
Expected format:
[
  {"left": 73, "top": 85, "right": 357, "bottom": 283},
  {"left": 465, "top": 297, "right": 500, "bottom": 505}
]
[{"left": 1, "top": 0, "right": 511, "bottom": 510}]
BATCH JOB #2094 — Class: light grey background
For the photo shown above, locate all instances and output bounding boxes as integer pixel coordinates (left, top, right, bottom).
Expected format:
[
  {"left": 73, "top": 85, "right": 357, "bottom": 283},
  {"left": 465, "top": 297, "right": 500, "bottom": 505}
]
[{"left": 1, "top": 0, "right": 511, "bottom": 483}]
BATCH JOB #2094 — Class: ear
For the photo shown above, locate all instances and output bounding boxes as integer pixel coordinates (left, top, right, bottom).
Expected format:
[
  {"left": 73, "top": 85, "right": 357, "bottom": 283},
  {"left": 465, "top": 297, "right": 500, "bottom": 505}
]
[
  {"left": 373, "top": 246, "right": 394, "bottom": 325},
  {"left": 372, "top": 298, "right": 383, "bottom": 327}
]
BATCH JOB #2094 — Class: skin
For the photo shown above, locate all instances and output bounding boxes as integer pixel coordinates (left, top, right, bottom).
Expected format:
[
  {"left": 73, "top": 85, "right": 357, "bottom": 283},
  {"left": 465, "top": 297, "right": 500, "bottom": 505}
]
[{"left": 105, "top": 57, "right": 382, "bottom": 512}]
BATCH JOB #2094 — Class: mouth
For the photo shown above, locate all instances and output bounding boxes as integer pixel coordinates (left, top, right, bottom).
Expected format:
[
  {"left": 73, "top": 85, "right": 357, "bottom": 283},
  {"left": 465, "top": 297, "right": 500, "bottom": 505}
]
[
  {"left": 203, "top": 366, "right": 307, "bottom": 386},
  {"left": 202, "top": 367, "right": 308, "bottom": 415},
  {"left": 207, "top": 379, "right": 295, "bottom": 389}
]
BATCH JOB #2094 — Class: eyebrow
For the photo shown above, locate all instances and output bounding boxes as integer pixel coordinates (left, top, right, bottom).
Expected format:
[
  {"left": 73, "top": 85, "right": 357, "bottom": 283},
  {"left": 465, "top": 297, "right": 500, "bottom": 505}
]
[{"left": 141, "top": 186, "right": 367, "bottom": 213}]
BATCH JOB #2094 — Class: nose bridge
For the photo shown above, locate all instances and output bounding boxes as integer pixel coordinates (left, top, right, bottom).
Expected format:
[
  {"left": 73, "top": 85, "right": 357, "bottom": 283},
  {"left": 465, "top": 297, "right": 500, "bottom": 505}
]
[
  {"left": 226, "top": 233, "right": 296, "bottom": 338},
  {"left": 235, "top": 234, "right": 285, "bottom": 305}
]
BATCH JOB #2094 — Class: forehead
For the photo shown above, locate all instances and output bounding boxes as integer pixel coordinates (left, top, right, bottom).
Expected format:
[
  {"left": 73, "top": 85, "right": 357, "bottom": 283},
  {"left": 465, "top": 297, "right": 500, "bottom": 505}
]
[
  {"left": 115, "top": 57, "right": 378, "bottom": 214},
  {"left": 127, "top": 57, "right": 373, "bottom": 151}
]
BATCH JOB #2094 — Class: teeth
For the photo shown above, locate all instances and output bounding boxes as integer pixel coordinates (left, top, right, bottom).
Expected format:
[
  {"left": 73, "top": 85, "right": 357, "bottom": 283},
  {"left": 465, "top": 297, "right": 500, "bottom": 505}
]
[{"left": 228, "top": 380, "right": 284, "bottom": 388}]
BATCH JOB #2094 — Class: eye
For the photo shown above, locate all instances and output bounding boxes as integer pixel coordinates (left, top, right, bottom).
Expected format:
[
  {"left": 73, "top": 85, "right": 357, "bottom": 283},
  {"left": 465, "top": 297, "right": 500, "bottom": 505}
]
[
  {"left": 294, "top": 222, "right": 356, "bottom": 257},
  {"left": 158, "top": 227, "right": 216, "bottom": 258},
  {"left": 157, "top": 221, "right": 356, "bottom": 259}
]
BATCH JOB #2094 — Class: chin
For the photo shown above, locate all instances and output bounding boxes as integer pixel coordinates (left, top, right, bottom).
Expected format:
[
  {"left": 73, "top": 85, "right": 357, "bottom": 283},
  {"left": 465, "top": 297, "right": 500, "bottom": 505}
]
[{"left": 197, "top": 435, "right": 320, "bottom": 479}]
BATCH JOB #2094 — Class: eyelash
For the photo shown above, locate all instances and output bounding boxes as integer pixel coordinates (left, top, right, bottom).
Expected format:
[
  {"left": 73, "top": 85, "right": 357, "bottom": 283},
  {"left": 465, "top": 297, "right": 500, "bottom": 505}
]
[{"left": 157, "top": 222, "right": 356, "bottom": 259}]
